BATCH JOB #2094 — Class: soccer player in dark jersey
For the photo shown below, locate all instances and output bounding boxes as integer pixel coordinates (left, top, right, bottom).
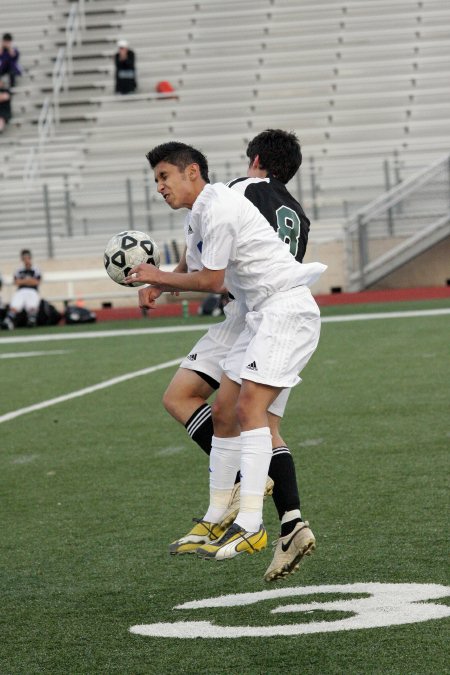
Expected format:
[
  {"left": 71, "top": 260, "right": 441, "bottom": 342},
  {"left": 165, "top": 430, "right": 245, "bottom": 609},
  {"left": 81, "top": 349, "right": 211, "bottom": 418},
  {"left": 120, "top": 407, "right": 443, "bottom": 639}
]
[
  {"left": 140, "top": 130, "right": 317, "bottom": 581},
  {"left": 1, "top": 249, "right": 41, "bottom": 329}
]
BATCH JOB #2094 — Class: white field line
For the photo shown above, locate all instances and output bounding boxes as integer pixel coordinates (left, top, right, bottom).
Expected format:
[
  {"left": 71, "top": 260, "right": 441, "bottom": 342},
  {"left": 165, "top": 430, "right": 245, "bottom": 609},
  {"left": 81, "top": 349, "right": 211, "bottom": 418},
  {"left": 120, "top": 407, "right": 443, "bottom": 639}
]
[
  {"left": 0, "top": 350, "right": 69, "bottom": 359},
  {"left": 321, "top": 308, "right": 450, "bottom": 322},
  {"left": 0, "top": 309, "right": 448, "bottom": 347},
  {"left": 0, "top": 307, "right": 448, "bottom": 426},
  {"left": 0, "top": 324, "right": 214, "bottom": 345},
  {"left": 0, "top": 358, "right": 182, "bottom": 425}
]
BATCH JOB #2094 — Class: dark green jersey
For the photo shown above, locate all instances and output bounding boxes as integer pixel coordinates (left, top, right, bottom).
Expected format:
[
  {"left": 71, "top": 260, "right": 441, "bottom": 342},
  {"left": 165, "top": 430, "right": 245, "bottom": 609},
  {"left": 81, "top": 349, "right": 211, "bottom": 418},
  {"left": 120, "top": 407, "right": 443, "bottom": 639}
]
[{"left": 227, "top": 176, "right": 310, "bottom": 262}]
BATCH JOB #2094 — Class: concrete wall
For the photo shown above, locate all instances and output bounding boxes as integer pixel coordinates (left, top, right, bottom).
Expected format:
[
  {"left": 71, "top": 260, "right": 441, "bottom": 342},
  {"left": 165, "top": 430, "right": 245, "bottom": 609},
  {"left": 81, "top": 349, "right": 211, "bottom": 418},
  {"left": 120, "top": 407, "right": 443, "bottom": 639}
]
[
  {"left": 299, "top": 235, "right": 450, "bottom": 294},
  {"left": 370, "top": 236, "right": 450, "bottom": 290}
]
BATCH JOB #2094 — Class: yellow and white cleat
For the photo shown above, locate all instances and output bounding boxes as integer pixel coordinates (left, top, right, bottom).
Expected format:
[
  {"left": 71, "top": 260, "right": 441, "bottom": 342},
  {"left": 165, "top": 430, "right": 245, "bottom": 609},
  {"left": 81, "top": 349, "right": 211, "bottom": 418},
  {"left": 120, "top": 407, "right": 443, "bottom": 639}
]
[
  {"left": 196, "top": 522, "right": 267, "bottom": 560},
  {"left": 169, "top": 519, "right": 225, "bottom": 555}
]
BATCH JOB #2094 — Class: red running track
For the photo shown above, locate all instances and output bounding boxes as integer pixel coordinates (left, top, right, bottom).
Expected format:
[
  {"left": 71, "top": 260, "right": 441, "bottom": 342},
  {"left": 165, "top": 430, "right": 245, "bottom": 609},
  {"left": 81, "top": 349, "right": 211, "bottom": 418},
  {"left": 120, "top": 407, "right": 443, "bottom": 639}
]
[{"left": 93, "top": 286, "right": 450, "bottom": 322}]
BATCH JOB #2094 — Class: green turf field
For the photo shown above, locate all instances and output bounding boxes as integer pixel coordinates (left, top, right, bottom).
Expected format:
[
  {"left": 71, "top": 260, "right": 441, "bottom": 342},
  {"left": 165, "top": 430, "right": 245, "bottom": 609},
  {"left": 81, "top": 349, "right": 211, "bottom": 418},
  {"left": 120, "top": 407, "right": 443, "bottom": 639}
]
[{"left": 1, "top": 301, "right": 449, "bottom": 674}]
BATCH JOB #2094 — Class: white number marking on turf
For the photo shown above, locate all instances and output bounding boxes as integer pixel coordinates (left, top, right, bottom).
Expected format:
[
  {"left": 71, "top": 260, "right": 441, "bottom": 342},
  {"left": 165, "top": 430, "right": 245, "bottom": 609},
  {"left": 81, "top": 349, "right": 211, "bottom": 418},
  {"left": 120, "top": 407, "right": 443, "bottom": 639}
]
[{"left": 129, "top": 583, "right": 450, "bottom": 638}]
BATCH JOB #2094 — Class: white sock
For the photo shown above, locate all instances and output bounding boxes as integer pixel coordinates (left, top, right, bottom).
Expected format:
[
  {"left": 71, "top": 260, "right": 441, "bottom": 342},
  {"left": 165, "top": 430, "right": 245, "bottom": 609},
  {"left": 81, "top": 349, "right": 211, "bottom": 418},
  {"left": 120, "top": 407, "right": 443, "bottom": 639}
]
[
  {"left": 203, "top": 435, "right": 241, "bottom": 524},
  {"left": 235, "top": 427, "right": 272, "bottom": 532}
]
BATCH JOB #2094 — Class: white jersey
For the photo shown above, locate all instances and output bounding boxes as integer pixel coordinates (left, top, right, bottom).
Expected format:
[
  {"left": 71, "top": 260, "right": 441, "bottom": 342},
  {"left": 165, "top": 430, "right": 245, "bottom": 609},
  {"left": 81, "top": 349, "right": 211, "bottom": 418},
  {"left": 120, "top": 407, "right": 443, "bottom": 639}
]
[{"left": 184, "top": 183, "right": 325, "bottom": 311}]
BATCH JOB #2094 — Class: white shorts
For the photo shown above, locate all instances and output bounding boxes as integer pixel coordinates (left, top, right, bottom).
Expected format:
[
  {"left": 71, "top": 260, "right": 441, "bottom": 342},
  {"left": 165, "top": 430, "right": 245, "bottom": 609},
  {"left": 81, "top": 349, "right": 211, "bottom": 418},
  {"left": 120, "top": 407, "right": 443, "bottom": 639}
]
[
  {"left": 221, "top": 286, "right": 321, "bottom": 389},
  {"left": 10, "top": 288, "right": 40, "bottom": 313},
  {"left": 180, "top": 299, "right": 247, "bottom": 384},
  {"left": 180, "top": 299, "right": 293, "bottom": 417}
]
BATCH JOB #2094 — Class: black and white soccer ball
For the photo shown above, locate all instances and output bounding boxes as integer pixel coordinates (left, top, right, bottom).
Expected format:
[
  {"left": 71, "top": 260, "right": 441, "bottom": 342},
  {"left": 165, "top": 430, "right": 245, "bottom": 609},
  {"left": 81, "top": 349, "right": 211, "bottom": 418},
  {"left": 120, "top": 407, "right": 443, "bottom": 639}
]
[{"left": 104, "top": 230, "right": 161, "bottom": 286}]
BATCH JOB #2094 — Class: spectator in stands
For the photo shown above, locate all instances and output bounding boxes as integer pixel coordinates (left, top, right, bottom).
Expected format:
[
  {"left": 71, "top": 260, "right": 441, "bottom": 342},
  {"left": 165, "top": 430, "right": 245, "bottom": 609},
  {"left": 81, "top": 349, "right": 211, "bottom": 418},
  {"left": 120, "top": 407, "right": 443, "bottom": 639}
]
[
  {"left": 0, "top": 78, "right": 11, "bottom": 132},
  {"left": 0, "top": 33, "right": 22, "bottom": 88},
  {"left": 114, "top": 39, "right": 137, "bottom": 95},
  {"left": 1, "top": 250, "right": 42, "bottom": 330}
]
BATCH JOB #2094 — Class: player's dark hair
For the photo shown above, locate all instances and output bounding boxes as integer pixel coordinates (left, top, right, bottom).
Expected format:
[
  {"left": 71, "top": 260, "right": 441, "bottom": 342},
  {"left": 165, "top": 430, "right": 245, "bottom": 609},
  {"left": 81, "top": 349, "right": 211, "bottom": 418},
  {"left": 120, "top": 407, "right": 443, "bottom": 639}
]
[
  {"left": 246, "top": 129, "right": 302, "bottom": 184},
  {"left": 20, "top": 249, "right": 31, "bottom": 257},
  {"left": 146, "top": 142, "right": 209, "bottom": 182},
  {"left": 2, "top": 33, "right": 13, "bottom": 42}
]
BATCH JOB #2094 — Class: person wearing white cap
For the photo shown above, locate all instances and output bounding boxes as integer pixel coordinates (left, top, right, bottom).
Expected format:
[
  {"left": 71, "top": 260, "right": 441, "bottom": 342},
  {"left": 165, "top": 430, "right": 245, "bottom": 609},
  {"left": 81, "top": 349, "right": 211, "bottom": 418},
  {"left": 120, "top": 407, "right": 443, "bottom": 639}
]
[{"left": 114, "top": 39, "right": 137, "bottom": 94}]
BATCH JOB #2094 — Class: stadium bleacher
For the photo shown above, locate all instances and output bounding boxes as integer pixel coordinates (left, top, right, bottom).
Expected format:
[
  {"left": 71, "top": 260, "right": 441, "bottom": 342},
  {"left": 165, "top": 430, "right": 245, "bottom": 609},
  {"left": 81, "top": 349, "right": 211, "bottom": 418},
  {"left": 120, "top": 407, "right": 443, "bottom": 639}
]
[{"left": 0, "top": 0, "right": 449, "bottom": 297}]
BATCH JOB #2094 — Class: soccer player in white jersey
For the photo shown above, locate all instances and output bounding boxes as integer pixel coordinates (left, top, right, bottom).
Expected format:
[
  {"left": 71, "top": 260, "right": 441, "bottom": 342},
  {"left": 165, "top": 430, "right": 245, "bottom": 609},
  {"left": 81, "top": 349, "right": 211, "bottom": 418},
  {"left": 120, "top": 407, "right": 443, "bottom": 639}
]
[
  {"left": 153, "top": 131, "right": 318, "bottom": 581},
  {"left": 126, "top": 141, "right": 326, "bottom": 572}
]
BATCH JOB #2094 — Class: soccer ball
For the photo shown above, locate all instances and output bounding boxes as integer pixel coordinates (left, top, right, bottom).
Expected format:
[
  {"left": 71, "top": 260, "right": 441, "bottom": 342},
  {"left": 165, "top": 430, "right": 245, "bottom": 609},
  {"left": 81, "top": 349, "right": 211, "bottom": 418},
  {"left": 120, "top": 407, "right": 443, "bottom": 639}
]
[{"left": 104, "top": 230, "right": 160, "bottom": 286}]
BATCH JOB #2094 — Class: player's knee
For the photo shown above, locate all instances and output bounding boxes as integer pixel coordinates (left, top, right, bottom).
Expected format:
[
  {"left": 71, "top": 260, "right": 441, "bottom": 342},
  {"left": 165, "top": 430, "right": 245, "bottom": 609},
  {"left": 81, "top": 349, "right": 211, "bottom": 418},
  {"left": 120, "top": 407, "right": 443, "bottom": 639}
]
[
  {"left": 211, "top": 398, "right": 234, "bottom": 435},
  {"left": 211, "top": 398, "right": 224, "bottom": 428},
  {"left": 236, "top": 390, "right": 258, "bottom": 428},
  {"left": 236, "top": 392, "right": 268, "bottom": 430},
  {"left": 235, "top": 399, "right": 251, "bottom": 429}
]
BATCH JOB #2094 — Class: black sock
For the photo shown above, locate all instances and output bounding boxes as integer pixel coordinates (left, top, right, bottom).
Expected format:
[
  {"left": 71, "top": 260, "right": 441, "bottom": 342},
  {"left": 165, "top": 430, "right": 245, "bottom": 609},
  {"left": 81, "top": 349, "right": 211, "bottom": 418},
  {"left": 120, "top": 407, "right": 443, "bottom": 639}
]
[
  {"left": 268, "top": 446, "right": 301, "bottom": 521},
  {"left": 185, "top": 403, "right": 213, "bottom": 456}
]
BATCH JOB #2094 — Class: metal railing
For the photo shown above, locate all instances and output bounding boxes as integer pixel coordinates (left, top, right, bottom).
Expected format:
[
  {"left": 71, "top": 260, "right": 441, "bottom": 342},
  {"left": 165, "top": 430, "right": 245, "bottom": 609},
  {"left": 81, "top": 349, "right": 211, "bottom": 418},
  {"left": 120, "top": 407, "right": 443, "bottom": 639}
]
[
  {"left": 52, "top": 47, "right": 68, "bottom": 126},
  {"left": 66, "top": 0, "right": 85, "bottom": 76},
  {"left": 345, "top": 153, "right": 450, "bottom": 291},
  {"left": 9, "top": 150, "right": 432, "bottom": 261},
  {"left": 23, "top": 0, "right": 85, "bottom": 186}
]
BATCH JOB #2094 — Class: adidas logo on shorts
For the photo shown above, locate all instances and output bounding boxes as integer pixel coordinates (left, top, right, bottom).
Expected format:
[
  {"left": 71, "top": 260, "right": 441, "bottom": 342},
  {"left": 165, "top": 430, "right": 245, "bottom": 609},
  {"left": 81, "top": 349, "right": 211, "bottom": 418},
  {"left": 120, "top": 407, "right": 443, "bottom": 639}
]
[
  {"left": 187, "top": 353, "right": 197, "bottom": 361},
  {"left": 187, "top": 224, "right": 194, "bottom": 234},
  {"left": 246, "top": 361, "right": 258, "bottom": 371}
]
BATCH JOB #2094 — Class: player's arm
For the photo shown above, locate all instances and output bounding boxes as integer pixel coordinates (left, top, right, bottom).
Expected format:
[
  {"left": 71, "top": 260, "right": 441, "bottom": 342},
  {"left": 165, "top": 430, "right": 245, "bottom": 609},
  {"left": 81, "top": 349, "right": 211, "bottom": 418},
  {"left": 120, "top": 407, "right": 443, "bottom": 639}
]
[
  {"left": 131, "top": 198, "right": 232, "bottom": 296},
  {"left": 22, "top": 277, "right": 40, "bottom": 288},
  {"left": 137, "top": 285, "right": 162, "bottom": 309},
  {"left": 15, "top": 276, "right": 39, "bottom": 288},
  {"left": 137, "top": 246, "right": 188, "bottom": 308},
  {"left": 125, "top": 263, "right": 225, "bottom": 294},
  {"left": 168, "top": 247, "right": 228, "bottom": 293}
]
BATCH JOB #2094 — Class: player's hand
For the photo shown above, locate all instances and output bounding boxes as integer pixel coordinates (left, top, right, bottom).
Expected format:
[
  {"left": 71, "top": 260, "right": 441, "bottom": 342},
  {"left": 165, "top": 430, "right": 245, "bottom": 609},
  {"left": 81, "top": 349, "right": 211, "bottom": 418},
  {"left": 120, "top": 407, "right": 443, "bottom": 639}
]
[
  {"left": 124, "top": 262, "right": 158, "bottom": 285},
  {"left": 138, "top": 285, "right": 162, "bottom": 309}
]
